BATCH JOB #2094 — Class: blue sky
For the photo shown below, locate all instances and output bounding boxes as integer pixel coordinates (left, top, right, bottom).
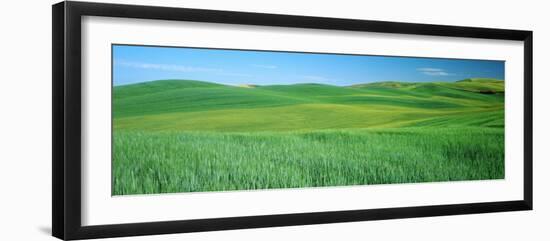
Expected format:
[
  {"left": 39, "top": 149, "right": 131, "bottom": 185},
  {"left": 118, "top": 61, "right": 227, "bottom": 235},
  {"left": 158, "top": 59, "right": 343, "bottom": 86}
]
[{"left": 113, "top": 45, "right": 504, "bottom": 86}]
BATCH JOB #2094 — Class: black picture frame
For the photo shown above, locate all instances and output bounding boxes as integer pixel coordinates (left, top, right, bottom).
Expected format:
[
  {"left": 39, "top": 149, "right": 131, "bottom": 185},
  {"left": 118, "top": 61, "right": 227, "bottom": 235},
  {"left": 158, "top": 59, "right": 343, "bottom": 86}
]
[{"left": 52, "top": 1, "right": 533, "bottom": 240}]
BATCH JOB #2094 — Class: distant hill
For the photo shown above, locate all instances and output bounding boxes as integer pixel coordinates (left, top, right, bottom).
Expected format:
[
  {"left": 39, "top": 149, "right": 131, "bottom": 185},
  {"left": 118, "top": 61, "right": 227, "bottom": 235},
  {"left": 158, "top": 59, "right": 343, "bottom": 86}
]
[
  {"left": 113, "top": 79, "right": 504, "bottom": 132},
  {"left": 352, "top": 78, "right": 503, "bottom": 94},
  {"left": 456, "top": 78, "right": 504, "bottom": 83},
  {"left": 350, "top": 81, "right": 417, "bottom": 89},
  {"left": 237, "top": 84, "right": 259, "bottom": 88}
]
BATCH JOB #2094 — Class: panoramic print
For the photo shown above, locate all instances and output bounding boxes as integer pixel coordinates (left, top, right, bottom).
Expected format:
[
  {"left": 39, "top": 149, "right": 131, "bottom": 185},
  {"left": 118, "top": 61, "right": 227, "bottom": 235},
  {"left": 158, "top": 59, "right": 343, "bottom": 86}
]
[{"left": 112, "top": 44, "right": 505, "bottom": 195}]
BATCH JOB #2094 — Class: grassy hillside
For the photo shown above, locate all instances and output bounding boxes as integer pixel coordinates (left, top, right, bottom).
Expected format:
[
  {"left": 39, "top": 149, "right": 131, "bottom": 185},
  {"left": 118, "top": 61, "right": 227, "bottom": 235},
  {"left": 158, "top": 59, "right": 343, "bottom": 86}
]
[
  {"left": 112, "top": 78, "right": 505, "bottom": 195},
  {"left": 113, "top": 78, "right": 504, "bottom": 131}
]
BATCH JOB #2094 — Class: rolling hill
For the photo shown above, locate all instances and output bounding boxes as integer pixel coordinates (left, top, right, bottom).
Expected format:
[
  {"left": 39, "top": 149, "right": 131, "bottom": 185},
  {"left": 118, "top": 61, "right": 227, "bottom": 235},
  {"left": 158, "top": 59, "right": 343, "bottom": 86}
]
[
  {"left": 113, "top": 78, "right": 504, "bottom": 132},
  {"left": 112, "top": 78, "right": 505, "bottom": 195}
]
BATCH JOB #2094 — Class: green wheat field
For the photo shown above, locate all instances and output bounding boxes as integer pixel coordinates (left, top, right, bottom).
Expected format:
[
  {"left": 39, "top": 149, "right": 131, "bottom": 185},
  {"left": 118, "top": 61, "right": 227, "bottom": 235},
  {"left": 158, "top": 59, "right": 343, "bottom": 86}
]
[{"left": 112, "top": 78, "right": 504, "bottom": 195}]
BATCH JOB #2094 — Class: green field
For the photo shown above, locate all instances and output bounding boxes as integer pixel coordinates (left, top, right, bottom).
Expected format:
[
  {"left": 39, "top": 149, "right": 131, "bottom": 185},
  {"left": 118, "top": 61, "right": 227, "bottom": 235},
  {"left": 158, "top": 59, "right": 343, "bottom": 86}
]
[{"left": 112, "top": 78, "right": 505, "bottom": 195}]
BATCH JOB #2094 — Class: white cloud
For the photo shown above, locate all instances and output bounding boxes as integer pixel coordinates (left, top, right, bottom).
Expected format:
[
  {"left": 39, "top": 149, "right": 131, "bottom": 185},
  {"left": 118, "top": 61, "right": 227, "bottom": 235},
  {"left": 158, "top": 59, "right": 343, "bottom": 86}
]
[
  {"left": 417, "top": 68, "right": 443, "bottom": 72},
  {"left": 423, "top": 71, "right": 451, "bottom": 76},
  {"left": 417, "top": 67, "right": 454, "bottom": 76},
  {"left": 251, "top": 64, "right": 277, "bottom": 69},
  {"left": 116, "top": 60, "right": 221, "bottom": 73}
]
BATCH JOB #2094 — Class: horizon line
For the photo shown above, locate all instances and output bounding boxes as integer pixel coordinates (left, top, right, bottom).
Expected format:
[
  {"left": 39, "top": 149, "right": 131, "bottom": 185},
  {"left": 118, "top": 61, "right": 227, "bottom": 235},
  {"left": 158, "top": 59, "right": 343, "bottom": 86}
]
[{"left": 113, "top": 78, "right": 505, "bottom": 87}]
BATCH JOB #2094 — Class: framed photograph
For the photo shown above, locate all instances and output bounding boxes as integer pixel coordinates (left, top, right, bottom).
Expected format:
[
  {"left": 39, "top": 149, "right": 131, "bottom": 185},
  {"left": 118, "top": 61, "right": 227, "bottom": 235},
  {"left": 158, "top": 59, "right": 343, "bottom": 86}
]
[{"left": 52, "top": 1, "right": 533, "bottom": 240}]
